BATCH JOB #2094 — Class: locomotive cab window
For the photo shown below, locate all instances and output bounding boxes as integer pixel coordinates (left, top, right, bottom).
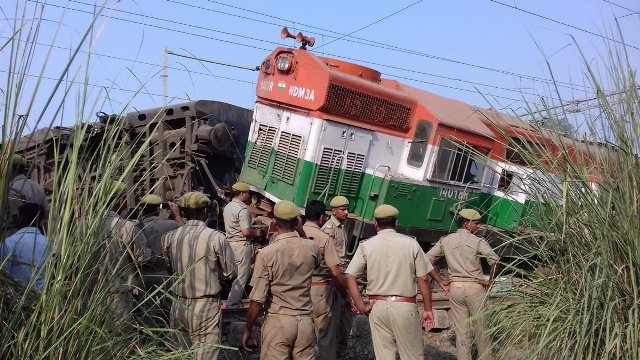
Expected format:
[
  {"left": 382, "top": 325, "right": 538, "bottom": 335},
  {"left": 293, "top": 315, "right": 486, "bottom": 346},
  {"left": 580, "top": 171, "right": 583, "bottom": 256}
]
[
  {"left": 431, "top": 138, "right": 490, "bottom": 186},
  {"left": 407, "top": 120, "right": 433, "bottom": 168}
]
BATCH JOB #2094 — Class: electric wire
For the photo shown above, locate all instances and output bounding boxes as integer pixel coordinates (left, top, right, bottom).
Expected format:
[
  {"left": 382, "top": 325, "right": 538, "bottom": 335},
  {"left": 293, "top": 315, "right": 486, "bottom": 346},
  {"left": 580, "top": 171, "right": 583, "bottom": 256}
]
[{"left": 489, "top": 0, "right": 640, "bottom": 51}]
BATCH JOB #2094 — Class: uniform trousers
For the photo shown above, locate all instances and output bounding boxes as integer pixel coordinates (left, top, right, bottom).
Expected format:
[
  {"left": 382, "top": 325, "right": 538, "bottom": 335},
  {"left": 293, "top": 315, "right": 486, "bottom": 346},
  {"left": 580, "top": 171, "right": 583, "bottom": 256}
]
[
  {"left": 449, "top": 285, "right": 493, "bottom": 360},
  {"left": 227, "top": 241, "right": 253, "bottom": 307},
  {"left": 171, "top": 297, "right": 222, "bottom": 360},
  {"left": 369, "top": 300, "right": 423, "bottom": 360},
  {"left": 261, "top": 313, "right": 316, "bottom": 360},
  {"left": 310, "top": 284, "right": 340, "bottom": 360},
  {"left": 336, "top": 274, "right": 354, "bottom": 355}
]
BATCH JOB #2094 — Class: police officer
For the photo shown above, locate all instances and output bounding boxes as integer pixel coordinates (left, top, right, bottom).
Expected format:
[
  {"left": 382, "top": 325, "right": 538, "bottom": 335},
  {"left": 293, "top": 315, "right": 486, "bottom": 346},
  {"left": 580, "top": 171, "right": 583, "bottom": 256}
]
[
  {"left": 137, "top": 194, "right": 180, "bottom": 324},
  {"left": 223, "top": 182, "right": 262, "bottom": 308},
  {"left": 426, "top": 209, "right": 499, "bottom": 360},
  {"left": 321, "top": 195, "right": 353, "bottom": 354},
  {"left": 5, "top": 154, "right": 49, "bottom": 236},
  {"left": 242, "top": 200, "right": 320, "bottom": 360},
  {"left": 161, "top": 192, "right": 237, "bottom": 360},
  {"left": 99, "top": 181, "right": 151, "bottom": 318},
  {"left": 346, "top": 204, "right": 435, "bottom": 360},
  {"left": 303, "top": 200, "right": 347, "bottom": 359}
]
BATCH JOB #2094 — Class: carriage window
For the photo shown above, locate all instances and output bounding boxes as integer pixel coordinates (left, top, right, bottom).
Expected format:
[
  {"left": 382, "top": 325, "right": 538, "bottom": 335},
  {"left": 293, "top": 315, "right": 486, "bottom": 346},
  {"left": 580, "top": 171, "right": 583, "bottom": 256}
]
[
  {"left": 431, "top": 138, "right": 490, "bottom": 186},
  {"left": 407, "top": 120, "right": 433, "bottom": 168}
]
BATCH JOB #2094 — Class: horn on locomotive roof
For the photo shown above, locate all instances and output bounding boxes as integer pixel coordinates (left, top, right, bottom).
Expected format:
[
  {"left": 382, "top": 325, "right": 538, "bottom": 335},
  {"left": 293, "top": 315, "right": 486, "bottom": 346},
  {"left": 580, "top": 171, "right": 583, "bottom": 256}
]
[{"left": 281, "top": 27, "right": 315, "bottom": 50}]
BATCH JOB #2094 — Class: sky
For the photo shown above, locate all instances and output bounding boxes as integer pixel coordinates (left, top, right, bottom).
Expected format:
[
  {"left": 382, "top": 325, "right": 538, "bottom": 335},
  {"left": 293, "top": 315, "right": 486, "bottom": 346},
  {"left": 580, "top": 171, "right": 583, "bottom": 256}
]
[{"left": 2, "top": 0, "right": 639, "bottom": 132}]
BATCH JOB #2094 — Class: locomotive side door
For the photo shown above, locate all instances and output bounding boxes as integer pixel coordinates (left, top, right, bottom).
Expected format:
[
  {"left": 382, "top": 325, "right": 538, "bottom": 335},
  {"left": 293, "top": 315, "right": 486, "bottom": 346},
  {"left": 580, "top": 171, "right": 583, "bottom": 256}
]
[{"left": 310, "top": 120, "right": 372, "bottom": 208}]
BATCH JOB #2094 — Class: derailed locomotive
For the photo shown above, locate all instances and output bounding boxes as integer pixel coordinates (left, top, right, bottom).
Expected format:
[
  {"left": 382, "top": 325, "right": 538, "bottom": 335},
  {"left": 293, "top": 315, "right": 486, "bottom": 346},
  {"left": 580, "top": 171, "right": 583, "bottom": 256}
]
[{"left": 239, "top": 29, "right": 602, "bottom": 254}]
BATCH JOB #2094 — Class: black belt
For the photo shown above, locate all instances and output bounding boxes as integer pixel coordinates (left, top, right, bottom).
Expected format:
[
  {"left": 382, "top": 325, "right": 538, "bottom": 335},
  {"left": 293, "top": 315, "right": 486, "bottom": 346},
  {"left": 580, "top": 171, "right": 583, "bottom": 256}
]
[{"left": 175, "top": 294, "right": 219, "bottom": 300}]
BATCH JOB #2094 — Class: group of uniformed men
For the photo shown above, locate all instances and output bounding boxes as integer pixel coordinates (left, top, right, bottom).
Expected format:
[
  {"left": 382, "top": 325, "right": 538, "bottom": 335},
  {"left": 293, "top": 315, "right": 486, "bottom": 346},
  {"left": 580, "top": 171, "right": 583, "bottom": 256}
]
[{"left": 2, "top": 154, "right": 501, "bottom": 360}]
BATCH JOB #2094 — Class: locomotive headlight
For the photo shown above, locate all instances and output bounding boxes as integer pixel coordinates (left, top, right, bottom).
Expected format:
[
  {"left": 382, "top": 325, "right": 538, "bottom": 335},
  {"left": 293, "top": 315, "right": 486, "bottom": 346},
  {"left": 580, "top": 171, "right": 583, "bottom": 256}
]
[{"left": 275, "top": 55, "right": 292, "bottom": 72}]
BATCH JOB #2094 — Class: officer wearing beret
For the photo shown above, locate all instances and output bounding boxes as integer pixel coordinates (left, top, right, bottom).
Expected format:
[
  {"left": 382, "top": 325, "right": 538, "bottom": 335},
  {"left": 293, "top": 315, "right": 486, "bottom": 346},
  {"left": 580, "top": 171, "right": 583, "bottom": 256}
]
[
  {"left": 426, "top": 209, "right": 500, "bottom": 360},
  {"left": 99, "top": 181, "right": 151, "bottom": 318},
  {"left": 321, "top": 195, "right": 353, "bottom": 354},
  {"left": 303, "top": 200, "right": 347, "bottom": 359},
  {"left": 5, "top": 154, "right": 49, "bottom": 236},
  {"left": 161, "top": 192, "right": 237, "bottom": 359},
  {"left": 242, "top": 200, "right": 321, "bottom": 359},
  {"left": 223, "top": 182, "right": 262, "bottom": 308},
  {"left": 137, "top": 194, "right": 180, "bottom": 324},
  {"left": 346, "top": 204, "right": 435, "bottom": 360}
]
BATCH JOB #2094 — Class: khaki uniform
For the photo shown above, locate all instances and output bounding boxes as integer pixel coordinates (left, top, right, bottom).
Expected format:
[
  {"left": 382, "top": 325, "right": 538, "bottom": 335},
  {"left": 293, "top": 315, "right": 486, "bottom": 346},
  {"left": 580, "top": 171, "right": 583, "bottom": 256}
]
[
  {"left": 303, "top": 222, "right": 342, "bottom": 360},
  {"left": 321, "top": 216, "right": 352, "bottom": 354},
  {"left": 5, "top": 175, "right": 49, "bottom": 236},
  {"left": 99, "top": 211, "right": 151, "bottom": 318},
  {"left": 249, "top": 232, "right": 321, "bottom": 360},
  {"left": 138, "top": 215, "right": 179, "bottom": 324},
  {"left": 346, "top": 229, "right": 432, "bottom": 360},
  {"left": 223, "top": 198, "right": 253, "bottom": 307},
  {"left": 161, "top": 220, "right": 237, "bottom": 360},
  {"left": 426, "top": 229, "right": 500, "bottom": 360}
]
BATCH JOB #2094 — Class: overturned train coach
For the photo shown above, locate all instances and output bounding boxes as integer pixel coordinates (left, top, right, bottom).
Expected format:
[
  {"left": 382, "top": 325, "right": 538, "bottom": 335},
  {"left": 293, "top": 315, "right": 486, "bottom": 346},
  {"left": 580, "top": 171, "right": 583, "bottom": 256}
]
[
  {"left": 15, "top": 100, "right": 252, "bottom": 212},
  {"left": 239, "top": 30, "right": 602, "bottom": 255}
]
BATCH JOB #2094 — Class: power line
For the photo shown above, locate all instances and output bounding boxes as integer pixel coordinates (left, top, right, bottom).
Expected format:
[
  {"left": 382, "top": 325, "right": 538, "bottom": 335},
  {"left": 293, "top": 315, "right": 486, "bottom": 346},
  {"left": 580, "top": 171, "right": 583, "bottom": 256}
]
[
  {"left": 35, "top": 1, "right": 567, "bottom": 102},
  {"left": 0, "top": 35, "right": 257, "bottom": 85},
  {"left": 315, "top": 0, "right": 423, "bottom": 50},
  {"left": 0, "top": 68, "right": 191, "bottom": 101},
  {"left": 602, "top": 0, "right": 639, "bottom": 15},
  {"left": 489, "top": 0, "right": 640, "bottom": 51},
  {"left": 170, "top": 0, "right": 595, "bottom": 93}
]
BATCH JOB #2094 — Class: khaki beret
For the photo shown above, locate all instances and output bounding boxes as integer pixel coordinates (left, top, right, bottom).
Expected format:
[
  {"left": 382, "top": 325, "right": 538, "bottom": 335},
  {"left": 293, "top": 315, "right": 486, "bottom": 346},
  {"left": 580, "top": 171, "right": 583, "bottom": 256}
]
[
  {"left": 177, "top": 192, "right": 211, "bottom": 209},
  {"left": 11, "top": 154, "right": 27, "bottom": 166},
  {"left": 111, "top": 181, "right": 126, "bottom": 195},
  {"left": 458, "top": 208, "right": 482, "bottom": 221},
  {"left": 374, "top": 204, "right": 399, "bottom": 219},
  {"left": 329, "top": 195, "right": 349, "bottom": 208},
  {"left": 141, "top": 194, "right": 162, "bottom": 205},
  {"left": 273, "top": 200, "right": 301, "bottom": 220},
  {"left": 232, "top": 182, "right": 250, "bottom": 192}
]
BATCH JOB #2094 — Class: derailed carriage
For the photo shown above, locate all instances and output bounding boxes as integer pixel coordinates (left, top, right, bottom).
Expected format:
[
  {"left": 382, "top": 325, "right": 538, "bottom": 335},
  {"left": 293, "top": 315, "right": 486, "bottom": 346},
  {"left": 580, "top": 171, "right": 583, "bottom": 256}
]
[{"left": 14, "top": 100, "right": 253, "bottom": 213}]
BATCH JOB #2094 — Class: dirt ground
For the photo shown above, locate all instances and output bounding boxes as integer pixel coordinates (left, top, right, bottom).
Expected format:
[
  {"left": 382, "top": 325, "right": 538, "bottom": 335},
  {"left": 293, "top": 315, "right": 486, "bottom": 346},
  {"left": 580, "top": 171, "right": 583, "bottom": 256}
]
[{"left": 220, "top": 311, "right": 458, "bottom": 359}]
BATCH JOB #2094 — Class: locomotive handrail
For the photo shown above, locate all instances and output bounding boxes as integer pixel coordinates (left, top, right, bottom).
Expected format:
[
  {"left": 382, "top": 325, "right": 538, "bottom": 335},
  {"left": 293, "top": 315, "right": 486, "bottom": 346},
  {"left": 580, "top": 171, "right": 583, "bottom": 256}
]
[
  {"left": 319, "top": 154, "right": 347, "bottom": 203},
  {"left": 348, "top": 164, "right": 391, "bottom": 256}
]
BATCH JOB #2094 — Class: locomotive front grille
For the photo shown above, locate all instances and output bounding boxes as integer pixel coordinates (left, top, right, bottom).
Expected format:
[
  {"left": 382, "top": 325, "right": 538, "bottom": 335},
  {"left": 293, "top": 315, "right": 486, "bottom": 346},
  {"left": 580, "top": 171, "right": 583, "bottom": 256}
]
[{"left": 323, "top": 84, "right": 412, "bottom": 132}]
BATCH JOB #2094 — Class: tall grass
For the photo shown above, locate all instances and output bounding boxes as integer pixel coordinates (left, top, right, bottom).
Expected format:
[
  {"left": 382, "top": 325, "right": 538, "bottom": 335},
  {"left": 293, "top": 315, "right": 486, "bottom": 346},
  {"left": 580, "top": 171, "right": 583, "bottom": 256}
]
[
  {"left": 0, "top": 2, "right": 188, "bottom": 358},
  {"left": 487, "top": 43, "right": 640, "bottom": 360}
]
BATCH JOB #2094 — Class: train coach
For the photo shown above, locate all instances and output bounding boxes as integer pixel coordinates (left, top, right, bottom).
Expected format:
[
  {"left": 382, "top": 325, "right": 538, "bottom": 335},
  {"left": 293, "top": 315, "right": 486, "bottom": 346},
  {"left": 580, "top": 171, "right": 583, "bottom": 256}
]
[{"left": 239, "top": 28, "right": 600, "bottom": 251}]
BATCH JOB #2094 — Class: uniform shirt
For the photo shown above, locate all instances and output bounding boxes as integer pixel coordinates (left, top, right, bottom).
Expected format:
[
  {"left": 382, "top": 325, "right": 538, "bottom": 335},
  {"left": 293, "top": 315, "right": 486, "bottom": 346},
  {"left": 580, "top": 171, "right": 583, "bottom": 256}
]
[
  {"left": 321, "top": 215, "right": 348, "bottom": 266},
  {"left": 161, "top": 220, "right": 237, "bottom": 298},
  {"left": 0, "top": 227, "right": 48, "bottom": 292},
  {"left": 9, "top": 175, "right": 49, "bottom": 212},
  {"left": 249, "top": 232, "right": 321, "bottom": 316},
  {"left": 98, "top": 212, "right": 151, "bottom": 291},
  {"left": 139, "top": 215, "right": 179, "bottom": 271},
  {"left": 426, "top": 229, "right": 500, "bottom": 283},
  {"left": 303, "top": 221, "right": 341, "bottom": 283},
  {"left": 223, "top": 198, "right": 251, "bottom": 242},
  {"left": 346, "top": 229, "right": 432, "bottom": 297}
]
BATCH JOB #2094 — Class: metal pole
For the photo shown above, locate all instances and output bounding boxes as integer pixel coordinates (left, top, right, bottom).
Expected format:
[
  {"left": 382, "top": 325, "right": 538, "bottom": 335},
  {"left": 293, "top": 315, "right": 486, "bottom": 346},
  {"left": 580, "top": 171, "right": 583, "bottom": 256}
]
[{"left": 162, "top": 48, "right": 168, "bottom": 107}]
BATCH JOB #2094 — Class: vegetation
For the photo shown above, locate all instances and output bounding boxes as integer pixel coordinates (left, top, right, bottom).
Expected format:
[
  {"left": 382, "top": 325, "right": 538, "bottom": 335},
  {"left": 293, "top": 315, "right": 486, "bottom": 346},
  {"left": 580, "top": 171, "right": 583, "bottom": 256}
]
[
  {"left": 0, "top": 2, "right": 181, "bottom": 358},
  {"left": 488, "top": 42, "right": 640, "bottom": 360}
]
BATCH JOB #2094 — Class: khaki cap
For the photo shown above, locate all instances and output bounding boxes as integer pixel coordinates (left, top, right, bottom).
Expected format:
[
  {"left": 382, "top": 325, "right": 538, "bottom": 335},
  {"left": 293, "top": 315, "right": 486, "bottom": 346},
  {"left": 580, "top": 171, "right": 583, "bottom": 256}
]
[
  {"left": 330, "top": 195, "right": 349, "bottom": 208},
  {"left": 232, "top": 182, "right": 250, "bottom": 192},
  {"left": 141, "top": 194, "right": 162, "bottom": 205},
  {"left": 11, "top": 154, "right": 27, "bottom": 166},
  {"left": 273, "top": 200, "right": 301, "bottom": 220},
  {"left": 374, "top": 204, "right": 399, "bottom": 219},
  {"left": 458, "top": 208, "right": 482, "bottom": 221},
  {"left": 177, "top": 192, "right": 211, "bottom": 209}
]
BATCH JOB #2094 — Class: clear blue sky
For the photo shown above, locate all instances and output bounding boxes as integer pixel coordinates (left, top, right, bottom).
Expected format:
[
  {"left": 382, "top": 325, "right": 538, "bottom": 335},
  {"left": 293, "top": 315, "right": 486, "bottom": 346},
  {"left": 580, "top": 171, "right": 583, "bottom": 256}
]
[{"left": 2, "top": 0, "right": 639, "bottom": 131}]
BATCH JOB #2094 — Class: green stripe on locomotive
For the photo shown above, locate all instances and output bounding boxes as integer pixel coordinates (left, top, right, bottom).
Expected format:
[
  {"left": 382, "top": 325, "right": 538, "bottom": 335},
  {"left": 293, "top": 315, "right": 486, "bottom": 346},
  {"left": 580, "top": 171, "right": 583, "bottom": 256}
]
[{"left": 240, "top": 141, "right": 529, "bottom": 234}]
